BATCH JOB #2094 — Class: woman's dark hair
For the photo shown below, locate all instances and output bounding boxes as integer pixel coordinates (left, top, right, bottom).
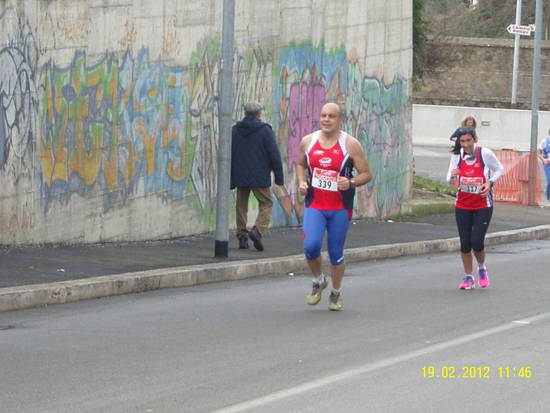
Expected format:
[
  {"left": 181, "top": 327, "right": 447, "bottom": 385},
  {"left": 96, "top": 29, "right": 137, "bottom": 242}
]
[{"left": 450, "top": 127, "right": 478, "bottom": 154}]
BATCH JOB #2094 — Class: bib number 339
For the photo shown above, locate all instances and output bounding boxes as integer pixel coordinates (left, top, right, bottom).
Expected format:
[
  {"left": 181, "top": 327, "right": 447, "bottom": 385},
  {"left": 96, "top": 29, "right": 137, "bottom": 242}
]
[{"left": 312, "top": 168, "right": 338, "bottom": 192}]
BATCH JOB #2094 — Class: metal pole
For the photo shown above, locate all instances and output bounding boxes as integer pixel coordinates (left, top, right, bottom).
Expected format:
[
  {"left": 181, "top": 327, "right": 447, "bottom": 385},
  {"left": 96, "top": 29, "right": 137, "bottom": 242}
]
[
  {"left": 528, "top": 0, "right": 543, "bottom": 205},
  {"left": 511, "top": 0, "right": 522, "bottom": 105},
  {"left": 214, "top": 0, "right": 235, "bottom": 257}
]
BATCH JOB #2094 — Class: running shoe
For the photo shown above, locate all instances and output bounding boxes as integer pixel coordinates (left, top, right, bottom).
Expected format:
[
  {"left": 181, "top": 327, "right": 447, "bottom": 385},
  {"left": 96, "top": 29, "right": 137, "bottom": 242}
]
[
  {"left": 328, "top": 291, "right": 343, "bottom": 311},
  {"left": 306, "top": 279, "right": 327, "bottom": 305},
  {"left": 458, "top": 275, "right": 475, "bottom": 290},
  {"left": 478, "top": 268, "right": 490, "bottom": 288}
]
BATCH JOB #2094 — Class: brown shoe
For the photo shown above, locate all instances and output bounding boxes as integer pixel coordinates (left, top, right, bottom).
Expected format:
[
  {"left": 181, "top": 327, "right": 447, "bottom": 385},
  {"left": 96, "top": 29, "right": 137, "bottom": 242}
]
[
  {"left": 238, "top": 236, "right": 249, "bottom": 249},
  {"left": 248, "top": 227, "right": 264, "bottom": 251}
]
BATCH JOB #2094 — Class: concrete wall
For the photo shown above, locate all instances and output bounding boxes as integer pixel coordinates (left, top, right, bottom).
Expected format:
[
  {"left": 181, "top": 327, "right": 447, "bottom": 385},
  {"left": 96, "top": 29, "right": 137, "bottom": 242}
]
[
  {"left": 414, "top": 37, "right": 550, "bottom": 111},
  {"left": 0, "top": 0, "right": 413, "bottom": 245},
  {"left": 413, "top": 104, "right": 550, "bottom": 151}
]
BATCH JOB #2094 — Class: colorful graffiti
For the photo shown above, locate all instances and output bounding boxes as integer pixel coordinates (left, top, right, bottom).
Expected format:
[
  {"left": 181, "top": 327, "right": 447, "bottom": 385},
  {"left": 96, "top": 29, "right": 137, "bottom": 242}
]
[
  {"left": 2, "top": 9, "right": 411, "bottom": 241},
  {"left": 274, "top": 42, "right": 410, "bottom": 223},
  {"left": 348, "top": 64, "right": 411, "bottom": 217},
  {"left": 0, "top": 7, "right": 38, "bottom": 178},
  {"left": 39, "top": 50, "right": 193, "bottom": 212},
  {"left": 188, "top": 43, "right": 219, "bottom": 211}
]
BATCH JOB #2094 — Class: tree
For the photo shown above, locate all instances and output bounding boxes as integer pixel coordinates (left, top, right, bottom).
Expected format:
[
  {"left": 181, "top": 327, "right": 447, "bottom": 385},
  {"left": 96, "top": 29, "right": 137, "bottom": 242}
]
[{"left": 423, "top": 0, "right": 550, "bottom": 38}]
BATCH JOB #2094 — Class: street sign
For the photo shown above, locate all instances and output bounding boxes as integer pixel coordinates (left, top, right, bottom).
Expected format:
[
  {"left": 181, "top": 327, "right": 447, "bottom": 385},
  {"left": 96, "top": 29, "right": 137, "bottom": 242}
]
[{"left": 507, "top": 24, "right": 532, "bottom": 36}]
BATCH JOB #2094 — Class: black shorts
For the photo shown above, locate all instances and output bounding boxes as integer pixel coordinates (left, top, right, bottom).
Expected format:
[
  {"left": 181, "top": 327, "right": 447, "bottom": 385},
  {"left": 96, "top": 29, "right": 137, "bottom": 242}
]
[{"left": 455, "top": 207, "right": 493, "bottom": 253}]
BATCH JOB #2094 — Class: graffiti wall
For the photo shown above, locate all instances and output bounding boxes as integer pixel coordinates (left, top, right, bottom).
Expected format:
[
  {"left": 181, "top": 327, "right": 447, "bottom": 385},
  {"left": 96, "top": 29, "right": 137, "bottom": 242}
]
[
  {"left": 0, "top": 0, "right": 412, "bottom": 245},
  {"left": 0, "top": 7, "right": 38, "bottom": 178},
  {"left": 273, "top": 43, "right": 411, "bottom": 225}
]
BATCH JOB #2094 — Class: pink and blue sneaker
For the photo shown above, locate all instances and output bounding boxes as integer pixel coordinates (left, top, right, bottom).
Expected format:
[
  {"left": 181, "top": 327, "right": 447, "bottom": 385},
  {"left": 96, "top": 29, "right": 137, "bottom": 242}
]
[
  {"left": 478, "top": 268, "right": 490, "bottom": 288},
  {"left": 458, "top": 275, "right": 475, "bottom": 290}
]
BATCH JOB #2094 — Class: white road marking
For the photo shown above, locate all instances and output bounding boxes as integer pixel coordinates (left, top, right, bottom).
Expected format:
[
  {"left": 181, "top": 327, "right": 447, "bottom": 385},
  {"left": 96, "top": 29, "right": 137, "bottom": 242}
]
[{"left": 211, "top": 310, "right": 550, "bottom": 413}]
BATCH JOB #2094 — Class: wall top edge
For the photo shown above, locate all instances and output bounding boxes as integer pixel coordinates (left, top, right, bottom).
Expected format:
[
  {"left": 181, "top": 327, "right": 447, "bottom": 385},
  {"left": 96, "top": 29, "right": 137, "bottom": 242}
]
[
  {"left": 412, "top": 103, "right": 550, "bottom": 115},
  {"left": 427, "top": 36, "right": 550, "bottom": 49}
]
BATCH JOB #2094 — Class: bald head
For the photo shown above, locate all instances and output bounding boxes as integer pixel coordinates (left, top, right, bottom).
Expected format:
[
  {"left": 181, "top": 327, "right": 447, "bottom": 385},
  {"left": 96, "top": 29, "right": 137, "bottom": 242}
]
[{"left": 321, "top": 102, "right": 342, "bottom": 118}]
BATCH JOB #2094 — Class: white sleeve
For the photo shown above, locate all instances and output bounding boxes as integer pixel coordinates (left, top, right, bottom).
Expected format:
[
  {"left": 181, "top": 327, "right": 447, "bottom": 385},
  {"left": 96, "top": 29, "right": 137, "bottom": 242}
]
[
  {"left": 539, "top": 138, "right": 548, "bottom": 151},
  {"left": 481, "top": 148, "right": 505, "bottom": 183},
  {"left": 446, "top": 154, "right": 460, "bottom": 184}
]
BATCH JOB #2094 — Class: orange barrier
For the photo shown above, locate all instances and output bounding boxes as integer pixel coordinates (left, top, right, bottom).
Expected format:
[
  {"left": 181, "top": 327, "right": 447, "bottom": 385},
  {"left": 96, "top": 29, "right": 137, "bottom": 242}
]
[{"left": 493, "top": 150, "right": 540, "bottom": 205}]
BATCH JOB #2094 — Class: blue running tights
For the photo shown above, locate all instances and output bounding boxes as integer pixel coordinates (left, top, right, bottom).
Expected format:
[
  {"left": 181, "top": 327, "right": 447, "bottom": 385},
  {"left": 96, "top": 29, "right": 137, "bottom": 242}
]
[{"left": 303, "top": 208, "right": 350, "bottom": 266}]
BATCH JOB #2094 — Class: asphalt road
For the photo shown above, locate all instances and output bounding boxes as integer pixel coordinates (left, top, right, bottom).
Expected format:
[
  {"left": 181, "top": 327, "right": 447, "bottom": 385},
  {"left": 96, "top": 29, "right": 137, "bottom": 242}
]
[
  {"left": 2, "top": 239, "right": 550, "bottom": 413},
  {"left": 413, "top": 144, "right": 453, "bottom": 183}
]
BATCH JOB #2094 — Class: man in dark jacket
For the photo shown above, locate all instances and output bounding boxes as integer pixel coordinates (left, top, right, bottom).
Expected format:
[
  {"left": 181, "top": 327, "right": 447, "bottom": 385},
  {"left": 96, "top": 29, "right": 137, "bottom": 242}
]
[{"left": 231, "top": 102, "right": 284, "bottom": 251}]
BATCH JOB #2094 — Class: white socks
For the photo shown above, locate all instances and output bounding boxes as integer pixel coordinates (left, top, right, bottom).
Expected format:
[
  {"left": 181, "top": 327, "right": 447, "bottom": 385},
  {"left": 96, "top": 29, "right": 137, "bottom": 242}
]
[
  {"left": 312, "top": 274, "right": 342, "bottom": 294},
  {"left": 313, "top": 274, "right": 326, "bottom": 284}
]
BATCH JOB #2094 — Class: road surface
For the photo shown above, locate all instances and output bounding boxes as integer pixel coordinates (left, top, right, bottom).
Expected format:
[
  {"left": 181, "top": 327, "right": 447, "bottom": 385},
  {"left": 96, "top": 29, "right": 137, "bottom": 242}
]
[{"left": 2, "top": 239, "right": 550, "bottom": 412}]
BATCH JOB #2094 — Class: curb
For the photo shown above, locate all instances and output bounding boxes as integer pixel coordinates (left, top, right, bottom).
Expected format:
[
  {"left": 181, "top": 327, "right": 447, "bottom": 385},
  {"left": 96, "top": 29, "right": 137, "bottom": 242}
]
[{"left": 1, "top": 225, "right": 550, "bottom": 313}]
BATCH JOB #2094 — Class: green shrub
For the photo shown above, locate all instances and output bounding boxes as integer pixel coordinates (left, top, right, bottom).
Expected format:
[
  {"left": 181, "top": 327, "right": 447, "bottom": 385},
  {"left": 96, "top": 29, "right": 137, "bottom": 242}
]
[{"left": 413, "top": 175, "right": 456, "bottom": 196}]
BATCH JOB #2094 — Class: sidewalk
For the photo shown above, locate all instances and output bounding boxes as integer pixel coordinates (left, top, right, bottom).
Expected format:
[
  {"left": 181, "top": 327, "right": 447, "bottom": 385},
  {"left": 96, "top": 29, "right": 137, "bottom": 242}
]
[{"left": 1, "top": 201, "right": 550, "bottom": 312}]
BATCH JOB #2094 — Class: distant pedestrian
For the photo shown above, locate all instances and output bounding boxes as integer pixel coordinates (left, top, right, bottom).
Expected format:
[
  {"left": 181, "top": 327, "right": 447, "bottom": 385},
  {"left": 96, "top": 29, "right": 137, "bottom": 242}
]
[
  {"left": 537, "top": 128, "right": 550, "bottom": 203},
  {"left": 450, "top": 116, "right": 477, "bottom": 154},
  {"left": 231, "top": 102, "right": 284, "bottom": 251},
  {"left": 450, "top": 116, "right": 477, "bottom": 142},
  {"left": 296, "top": 103, "right": 372, "bottom": 311},
  {"left": 446, "top": 127, "right": 504, "bottom": 290}
]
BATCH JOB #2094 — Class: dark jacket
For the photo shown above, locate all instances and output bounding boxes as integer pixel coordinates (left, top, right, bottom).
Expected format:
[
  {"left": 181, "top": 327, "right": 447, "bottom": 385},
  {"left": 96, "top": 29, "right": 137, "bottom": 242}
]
[{"left": 230, "top": 115, "right": 284, "bottom": 189}]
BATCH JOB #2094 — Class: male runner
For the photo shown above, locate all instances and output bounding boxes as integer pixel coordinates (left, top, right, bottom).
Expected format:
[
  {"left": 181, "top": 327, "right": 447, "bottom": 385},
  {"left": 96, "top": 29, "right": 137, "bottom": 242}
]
[{"left": 296, "top": 103, "right": 372, "bottom": 310}]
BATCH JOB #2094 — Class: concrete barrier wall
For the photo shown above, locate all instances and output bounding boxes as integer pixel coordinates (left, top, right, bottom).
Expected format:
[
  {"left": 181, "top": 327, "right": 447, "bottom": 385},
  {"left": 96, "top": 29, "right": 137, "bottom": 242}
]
[
  {"left": 0, "top": 0, "right": 412, "bottom": 245},
  {"left": 413, "top": 104, "right": 550, "bottom": 151}
]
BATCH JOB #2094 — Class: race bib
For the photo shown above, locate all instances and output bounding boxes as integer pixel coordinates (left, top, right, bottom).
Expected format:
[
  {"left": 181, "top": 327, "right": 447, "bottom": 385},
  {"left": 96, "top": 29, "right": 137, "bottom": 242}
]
[
  {"left": 459, "top": 176, "right": 484, "bottom": 194},
  {"left": 312, "top": 168, "right": 338, "bottom": 192}
]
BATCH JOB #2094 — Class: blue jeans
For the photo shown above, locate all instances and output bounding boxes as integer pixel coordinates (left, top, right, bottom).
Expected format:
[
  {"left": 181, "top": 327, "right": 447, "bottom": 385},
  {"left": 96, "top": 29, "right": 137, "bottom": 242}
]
[{"left": 544, "top": 164, "right": 550, "bottom": 200}]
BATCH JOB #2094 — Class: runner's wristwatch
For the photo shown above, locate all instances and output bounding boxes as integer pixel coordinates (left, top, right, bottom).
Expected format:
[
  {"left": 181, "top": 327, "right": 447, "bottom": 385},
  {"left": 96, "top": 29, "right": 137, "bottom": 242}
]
[{"left": 349, "top": 178, "right": 356, "bottom": 189}]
